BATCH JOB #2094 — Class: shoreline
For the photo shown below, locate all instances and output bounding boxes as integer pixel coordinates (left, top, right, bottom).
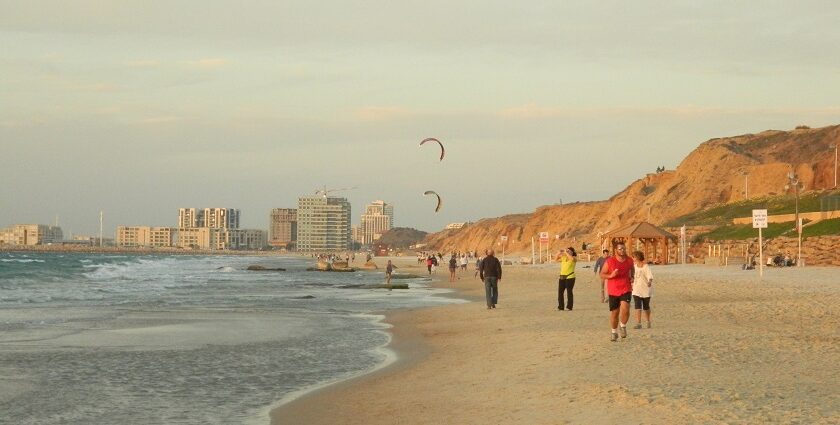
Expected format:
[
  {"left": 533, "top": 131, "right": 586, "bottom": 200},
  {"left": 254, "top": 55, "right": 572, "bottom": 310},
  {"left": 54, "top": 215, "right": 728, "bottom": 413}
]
[
  {"left": 268, "top": 257, "right": 474, "bottom": 423},
  {"left": 268, "top": 258, "right": 483, "bottom": 424},
  {"left": 268, "top": 262, "right": 839, "bottom": 424}
]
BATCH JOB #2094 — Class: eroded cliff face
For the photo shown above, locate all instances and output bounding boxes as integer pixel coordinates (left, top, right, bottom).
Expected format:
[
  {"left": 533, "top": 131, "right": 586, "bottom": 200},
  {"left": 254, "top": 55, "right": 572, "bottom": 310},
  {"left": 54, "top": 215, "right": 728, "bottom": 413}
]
[{"left": 423, "top": 125, "right": 840, "bottom": 254}]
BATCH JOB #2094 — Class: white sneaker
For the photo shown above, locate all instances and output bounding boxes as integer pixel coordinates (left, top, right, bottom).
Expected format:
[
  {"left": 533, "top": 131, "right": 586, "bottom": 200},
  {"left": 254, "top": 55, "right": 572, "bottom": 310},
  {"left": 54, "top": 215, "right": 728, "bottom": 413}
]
[{"left": 619, "top": 326, "right": 627, "bottom": 338}]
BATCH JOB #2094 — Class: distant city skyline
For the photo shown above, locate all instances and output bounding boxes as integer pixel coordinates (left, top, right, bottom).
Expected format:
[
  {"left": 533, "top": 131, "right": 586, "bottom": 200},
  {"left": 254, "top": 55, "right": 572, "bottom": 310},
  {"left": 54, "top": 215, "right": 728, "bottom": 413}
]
[{"left": 3, "top": 2, "right": 840, "bottom": 235}]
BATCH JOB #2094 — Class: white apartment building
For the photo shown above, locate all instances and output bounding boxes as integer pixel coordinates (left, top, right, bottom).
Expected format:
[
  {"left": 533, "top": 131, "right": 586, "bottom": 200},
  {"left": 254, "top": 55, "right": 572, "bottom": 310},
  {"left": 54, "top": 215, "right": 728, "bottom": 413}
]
[
  {"left": 296, "top": 196, "right": 351, "bottom": 252},
  {"left": 445, "top": 222, "right": 467, "bottom": 229},
  {"left": 0, "top": 224, "right": 63, "bottom": 245},
  {"left": 360, "top": 200, "right": 394, "bottom": 245},
  {"left": 269, "top": 208, "right": 297, "bottom": 248},
  {"left": 116, "top": 226, "right": 175, "bottom": 248},
  {"left": 203, "top": 208, "right": 240, "bottom": 229},
  {"left": 179, "top": 208, "right": 240, "bottom": 229},
  {"left": 178, "top": 208, "right": 203, "bottom": 228}
]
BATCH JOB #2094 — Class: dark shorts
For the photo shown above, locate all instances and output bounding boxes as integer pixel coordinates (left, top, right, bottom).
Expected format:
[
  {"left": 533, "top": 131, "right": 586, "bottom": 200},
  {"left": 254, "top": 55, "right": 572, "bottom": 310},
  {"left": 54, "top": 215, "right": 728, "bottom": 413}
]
[
  {"left": 608, "top": 292, "right": 632, "bottom": 311},
  {"left": 633, "top": 295, "right": 651, "bottom": 311}
]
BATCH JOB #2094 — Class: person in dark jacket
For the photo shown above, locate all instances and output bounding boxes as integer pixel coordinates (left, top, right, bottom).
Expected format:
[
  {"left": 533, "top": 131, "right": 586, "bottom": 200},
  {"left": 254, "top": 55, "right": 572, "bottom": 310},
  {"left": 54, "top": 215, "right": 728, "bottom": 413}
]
[
  {"left": 594, "top": 249, "right": 610, "bottom": 303},
  {"left": 479, "top": 249, "right": 503, "bottom": 309}
]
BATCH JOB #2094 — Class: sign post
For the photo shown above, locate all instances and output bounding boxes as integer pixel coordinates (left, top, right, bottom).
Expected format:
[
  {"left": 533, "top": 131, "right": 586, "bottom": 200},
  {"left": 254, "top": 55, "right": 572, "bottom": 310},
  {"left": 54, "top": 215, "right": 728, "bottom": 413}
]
[
  {"left": 752, "top": 209, "right": 768, "bottom": 277},
  {"left": 539, "top": 232, "right": 549, "bottom": 264}
]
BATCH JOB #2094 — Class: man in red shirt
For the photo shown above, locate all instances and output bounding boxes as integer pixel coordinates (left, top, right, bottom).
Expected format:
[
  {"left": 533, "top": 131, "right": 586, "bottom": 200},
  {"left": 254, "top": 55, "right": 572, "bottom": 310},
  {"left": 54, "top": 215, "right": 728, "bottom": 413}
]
[{"left": 600, "top": 243, "right": 634, "bottom": 342}]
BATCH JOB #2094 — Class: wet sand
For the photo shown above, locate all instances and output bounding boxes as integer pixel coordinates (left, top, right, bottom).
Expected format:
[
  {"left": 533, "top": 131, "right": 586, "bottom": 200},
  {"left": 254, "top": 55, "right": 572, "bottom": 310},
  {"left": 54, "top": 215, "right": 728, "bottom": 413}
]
[{"left": 270, "top": 260, "right": 839, "bottom": 424}]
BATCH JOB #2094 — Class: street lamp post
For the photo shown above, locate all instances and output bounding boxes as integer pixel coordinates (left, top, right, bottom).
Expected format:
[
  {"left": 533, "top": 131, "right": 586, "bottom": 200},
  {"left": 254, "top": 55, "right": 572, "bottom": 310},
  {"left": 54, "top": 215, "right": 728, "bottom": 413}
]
[{"left": 785, "top": 171, "right": 803, "bottom": 266}]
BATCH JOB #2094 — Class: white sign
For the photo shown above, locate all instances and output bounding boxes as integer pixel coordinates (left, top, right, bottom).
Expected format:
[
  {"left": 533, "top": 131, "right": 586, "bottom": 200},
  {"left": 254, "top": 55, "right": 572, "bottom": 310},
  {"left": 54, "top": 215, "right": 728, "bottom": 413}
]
[
  {"left": 539, "top": 232, "right": 549, "bottom": 243},
  {"left": 500, "top": 235, "right": 508, "bottom": 242},
  {"left": 752, "top": 209, "right": 768, "bottom": 229}
]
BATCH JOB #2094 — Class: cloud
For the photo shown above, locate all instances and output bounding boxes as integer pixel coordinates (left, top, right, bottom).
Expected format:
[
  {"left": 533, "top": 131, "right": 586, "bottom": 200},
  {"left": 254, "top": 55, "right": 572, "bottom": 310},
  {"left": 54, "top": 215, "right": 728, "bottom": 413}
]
[
  {"left": 124, "top": 59, "right": 161, "bottom": 68},
  {"left": 183, "top": 58, "right": 229, "bottom": 69},
  {"left": 352, "top": 106, "right": 412, "bottom": 121},
  {"left": 67, "top": 82, "right": 120, "bottom": 92},
  {"left": 138, "top": 116, "right": 183, "bottom": 124},
  {"left": 497, "top": 104, "right": 840, "bottom": 120}
]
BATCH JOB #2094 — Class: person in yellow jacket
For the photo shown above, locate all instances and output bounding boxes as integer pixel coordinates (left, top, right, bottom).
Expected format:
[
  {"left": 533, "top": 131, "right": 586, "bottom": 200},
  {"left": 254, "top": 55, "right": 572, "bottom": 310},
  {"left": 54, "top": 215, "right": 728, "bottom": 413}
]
[{"left": 556, "top": 247, "right": 577, "bottom": 311}]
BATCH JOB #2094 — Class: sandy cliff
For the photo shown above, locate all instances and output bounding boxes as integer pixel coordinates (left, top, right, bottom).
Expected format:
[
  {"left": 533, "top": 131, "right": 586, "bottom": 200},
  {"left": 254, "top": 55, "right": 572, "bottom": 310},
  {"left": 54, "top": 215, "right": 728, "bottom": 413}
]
[{"left": 423, "top": 124, "right": 840, "bottom": 254}]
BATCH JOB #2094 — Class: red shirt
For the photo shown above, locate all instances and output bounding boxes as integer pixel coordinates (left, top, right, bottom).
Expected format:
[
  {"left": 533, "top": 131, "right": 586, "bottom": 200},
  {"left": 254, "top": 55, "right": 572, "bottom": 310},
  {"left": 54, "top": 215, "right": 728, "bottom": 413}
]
[{"left": 604, "top": 256, "right": 633, "bottom": 296}]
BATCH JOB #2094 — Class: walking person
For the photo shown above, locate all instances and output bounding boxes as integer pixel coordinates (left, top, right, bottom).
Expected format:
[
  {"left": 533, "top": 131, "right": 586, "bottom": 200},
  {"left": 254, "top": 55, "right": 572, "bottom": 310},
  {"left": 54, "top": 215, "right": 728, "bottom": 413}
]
[
  {"left": 556, "top": 247, "right": 577, "bottom": 311},
  {"left": 593, "top": 249, "right": 610, "bottom": 303},
  {"left": 385, "top": 260, "right": 397, "bottom": 288},
  {"left": 600, "top": 243, "right": 634, "bottom": 341},
  {"left": 474, "top": 256, "right": 482, "bottom": 279},
  {"left": 426, "top": 255, "right": 434, "bottom": 275},
  {"left": 631, "top": 251, "right": 654, "bottom": 329},
  {"left": 479, "top": 249, "right": 502, "bottom": 309},
  {"left": 448, "top": 255, "right": 458, "bottom": 282}
]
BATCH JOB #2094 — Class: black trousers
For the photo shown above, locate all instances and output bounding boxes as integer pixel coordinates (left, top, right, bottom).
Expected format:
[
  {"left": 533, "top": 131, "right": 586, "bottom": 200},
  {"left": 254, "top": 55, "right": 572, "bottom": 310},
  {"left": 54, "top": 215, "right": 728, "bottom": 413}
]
[{"left": 558, "top": 278, "right": 576, "bottom": 310}]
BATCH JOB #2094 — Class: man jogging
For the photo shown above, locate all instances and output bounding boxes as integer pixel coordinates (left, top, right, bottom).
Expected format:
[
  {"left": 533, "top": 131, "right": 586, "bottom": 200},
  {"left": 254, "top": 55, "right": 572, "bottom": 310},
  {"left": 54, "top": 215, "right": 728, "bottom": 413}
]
[{"left": 600, "top": 243, "right": 634, "bottom": 341}]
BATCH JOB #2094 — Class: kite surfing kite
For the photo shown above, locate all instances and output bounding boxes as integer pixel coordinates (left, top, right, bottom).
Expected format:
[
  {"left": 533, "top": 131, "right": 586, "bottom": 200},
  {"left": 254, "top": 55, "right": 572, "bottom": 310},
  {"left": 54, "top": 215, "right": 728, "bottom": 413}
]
[
  {"left": 424, "top": 190, "right": 442, "bottom": 213},
  {"left": 419, "top": 138, "right": 445, "bottom": 161}
]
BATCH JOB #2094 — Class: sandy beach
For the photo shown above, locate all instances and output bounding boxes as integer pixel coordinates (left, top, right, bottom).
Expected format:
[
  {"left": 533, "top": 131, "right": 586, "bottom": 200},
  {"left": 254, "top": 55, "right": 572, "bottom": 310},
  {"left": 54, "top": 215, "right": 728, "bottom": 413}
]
[{"left": 271, "top": 257, "right": 839, "bottom": 424}]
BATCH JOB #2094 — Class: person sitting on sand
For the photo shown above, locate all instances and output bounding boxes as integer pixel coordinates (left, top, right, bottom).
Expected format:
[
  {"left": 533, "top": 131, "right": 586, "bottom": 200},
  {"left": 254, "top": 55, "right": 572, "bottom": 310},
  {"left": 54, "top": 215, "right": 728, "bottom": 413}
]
[
  {"left": 600, "top": 243, "right": 634, "bottom": 341},
  {"left": 631, "top": 251, "right": 654, "bottom": 329}
]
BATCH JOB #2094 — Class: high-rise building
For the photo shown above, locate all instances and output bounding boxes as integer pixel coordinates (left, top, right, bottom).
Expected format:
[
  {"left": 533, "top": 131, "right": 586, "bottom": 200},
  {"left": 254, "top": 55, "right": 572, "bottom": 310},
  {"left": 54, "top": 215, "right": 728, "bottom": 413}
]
[
  {"left": 178, "top": 208, "right": 203, "bottom": 228},
  {"left": 296, "top": 196, "right": 351, "bottom": 252},
  {"left": 269, "top": 208, "right": 297, "bottom": 248},
  {"left": 203, "top": 208, "right": 240, "bottom": 229},
  {"left": 360, "top": 200, "right": 394, "bottom": 245}
]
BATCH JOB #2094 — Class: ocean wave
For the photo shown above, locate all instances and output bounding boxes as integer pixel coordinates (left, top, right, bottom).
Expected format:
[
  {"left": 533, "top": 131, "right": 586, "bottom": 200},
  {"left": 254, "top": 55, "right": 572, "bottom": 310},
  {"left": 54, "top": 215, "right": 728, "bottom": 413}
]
[{"left": 0, "top": 258, "right": 45, "bottom": 263}]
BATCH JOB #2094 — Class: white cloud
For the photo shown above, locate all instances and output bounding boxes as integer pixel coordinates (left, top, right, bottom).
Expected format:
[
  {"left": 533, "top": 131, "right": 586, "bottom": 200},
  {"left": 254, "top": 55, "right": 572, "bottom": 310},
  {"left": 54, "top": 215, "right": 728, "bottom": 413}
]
[
  {"left": 124, "top": 59, "right": 161, "bottom": 68},
  {"left": 183, "top": 58, "right": 229, "bottom": 69},
  {"left": 138, "top": 116, "right": 183, "bottom": 124},
  {"left": 352, "top": 106, "right": 412, "bottom": 121}
]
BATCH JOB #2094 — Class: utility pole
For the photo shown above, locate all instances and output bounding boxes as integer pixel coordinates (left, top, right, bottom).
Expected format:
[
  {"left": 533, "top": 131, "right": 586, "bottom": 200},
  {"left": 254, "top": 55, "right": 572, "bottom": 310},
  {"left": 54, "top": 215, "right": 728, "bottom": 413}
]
[
  {"left": 785, "top": 172, "right": 803, "bottom": 267},
  {"left": 834, "top": 144, "right": 838, "bottom": 189}
]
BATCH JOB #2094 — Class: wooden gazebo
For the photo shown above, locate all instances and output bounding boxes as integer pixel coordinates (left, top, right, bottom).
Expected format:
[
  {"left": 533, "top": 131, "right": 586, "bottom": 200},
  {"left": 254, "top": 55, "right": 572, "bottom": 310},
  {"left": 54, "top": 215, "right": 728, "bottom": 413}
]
[{"left": 601, "top": 222, "right": 678, "bottom": 265}]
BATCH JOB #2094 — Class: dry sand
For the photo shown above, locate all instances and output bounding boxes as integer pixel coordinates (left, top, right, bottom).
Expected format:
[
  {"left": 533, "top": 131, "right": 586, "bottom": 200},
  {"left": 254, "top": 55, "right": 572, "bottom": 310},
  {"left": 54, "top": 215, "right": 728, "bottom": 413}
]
[{"left": 271, "top": 258, "right": 839, "bottom": 424}]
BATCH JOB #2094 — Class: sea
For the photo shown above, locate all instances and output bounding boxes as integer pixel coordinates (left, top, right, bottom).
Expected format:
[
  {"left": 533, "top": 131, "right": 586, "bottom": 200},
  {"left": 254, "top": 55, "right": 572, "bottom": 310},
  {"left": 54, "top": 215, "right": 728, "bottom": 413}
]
[{"left": 0, "top": 252, "right": 462, "bottom": 424}]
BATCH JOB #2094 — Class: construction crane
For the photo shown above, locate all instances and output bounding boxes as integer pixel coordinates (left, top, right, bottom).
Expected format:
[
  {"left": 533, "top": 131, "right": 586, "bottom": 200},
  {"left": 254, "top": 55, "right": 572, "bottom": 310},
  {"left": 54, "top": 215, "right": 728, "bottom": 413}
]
[{"left": 314, "top": 185, "right": 358, "bottom": 198}]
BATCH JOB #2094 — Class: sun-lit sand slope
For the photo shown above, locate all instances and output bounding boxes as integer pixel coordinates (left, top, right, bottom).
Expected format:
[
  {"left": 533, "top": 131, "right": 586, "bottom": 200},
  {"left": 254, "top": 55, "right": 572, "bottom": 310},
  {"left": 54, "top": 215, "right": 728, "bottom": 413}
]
[{"left": 272, "top": 261, "right": 838, "bottom": 424}]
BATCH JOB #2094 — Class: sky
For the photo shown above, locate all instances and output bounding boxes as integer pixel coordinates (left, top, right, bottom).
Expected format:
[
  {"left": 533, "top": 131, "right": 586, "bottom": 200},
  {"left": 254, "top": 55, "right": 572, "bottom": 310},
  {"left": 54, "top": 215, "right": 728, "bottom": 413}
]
[{"left": 2, "top": 1, "right": 840, "bottom": 236}]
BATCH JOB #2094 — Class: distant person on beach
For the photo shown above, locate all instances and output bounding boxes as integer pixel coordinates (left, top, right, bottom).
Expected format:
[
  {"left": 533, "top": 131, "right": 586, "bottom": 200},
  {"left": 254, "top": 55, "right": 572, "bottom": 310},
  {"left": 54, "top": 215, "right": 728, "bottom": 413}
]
[
  {"left": 448, "top": 255, "right": 458, "bottom": 282},
  {"left": 631, "top": 251, "right": 653, "bottom": 329},
  {"left": 426, "top": 256, "right": 434, "bottom": 275},
  {"left": 460, "top": 254, "right": 468, "bottom": 272},
  {"left": 474, "top": 256, "right": 482, "bottom": 278},
  {"left": 556, "top": 247, "right": 577, "bottom": 311},
  {"left": 594, "top": 249, "right": 610, "bottom": 303},
  {"left": 385, "top": 260, "right": 397, "bottom": 285},
  {"left": 479, "top": 249, "right": 502, "bottom": 309},
  {"left": 600, "top": 243, "right": 634, "bottom": 341}
]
